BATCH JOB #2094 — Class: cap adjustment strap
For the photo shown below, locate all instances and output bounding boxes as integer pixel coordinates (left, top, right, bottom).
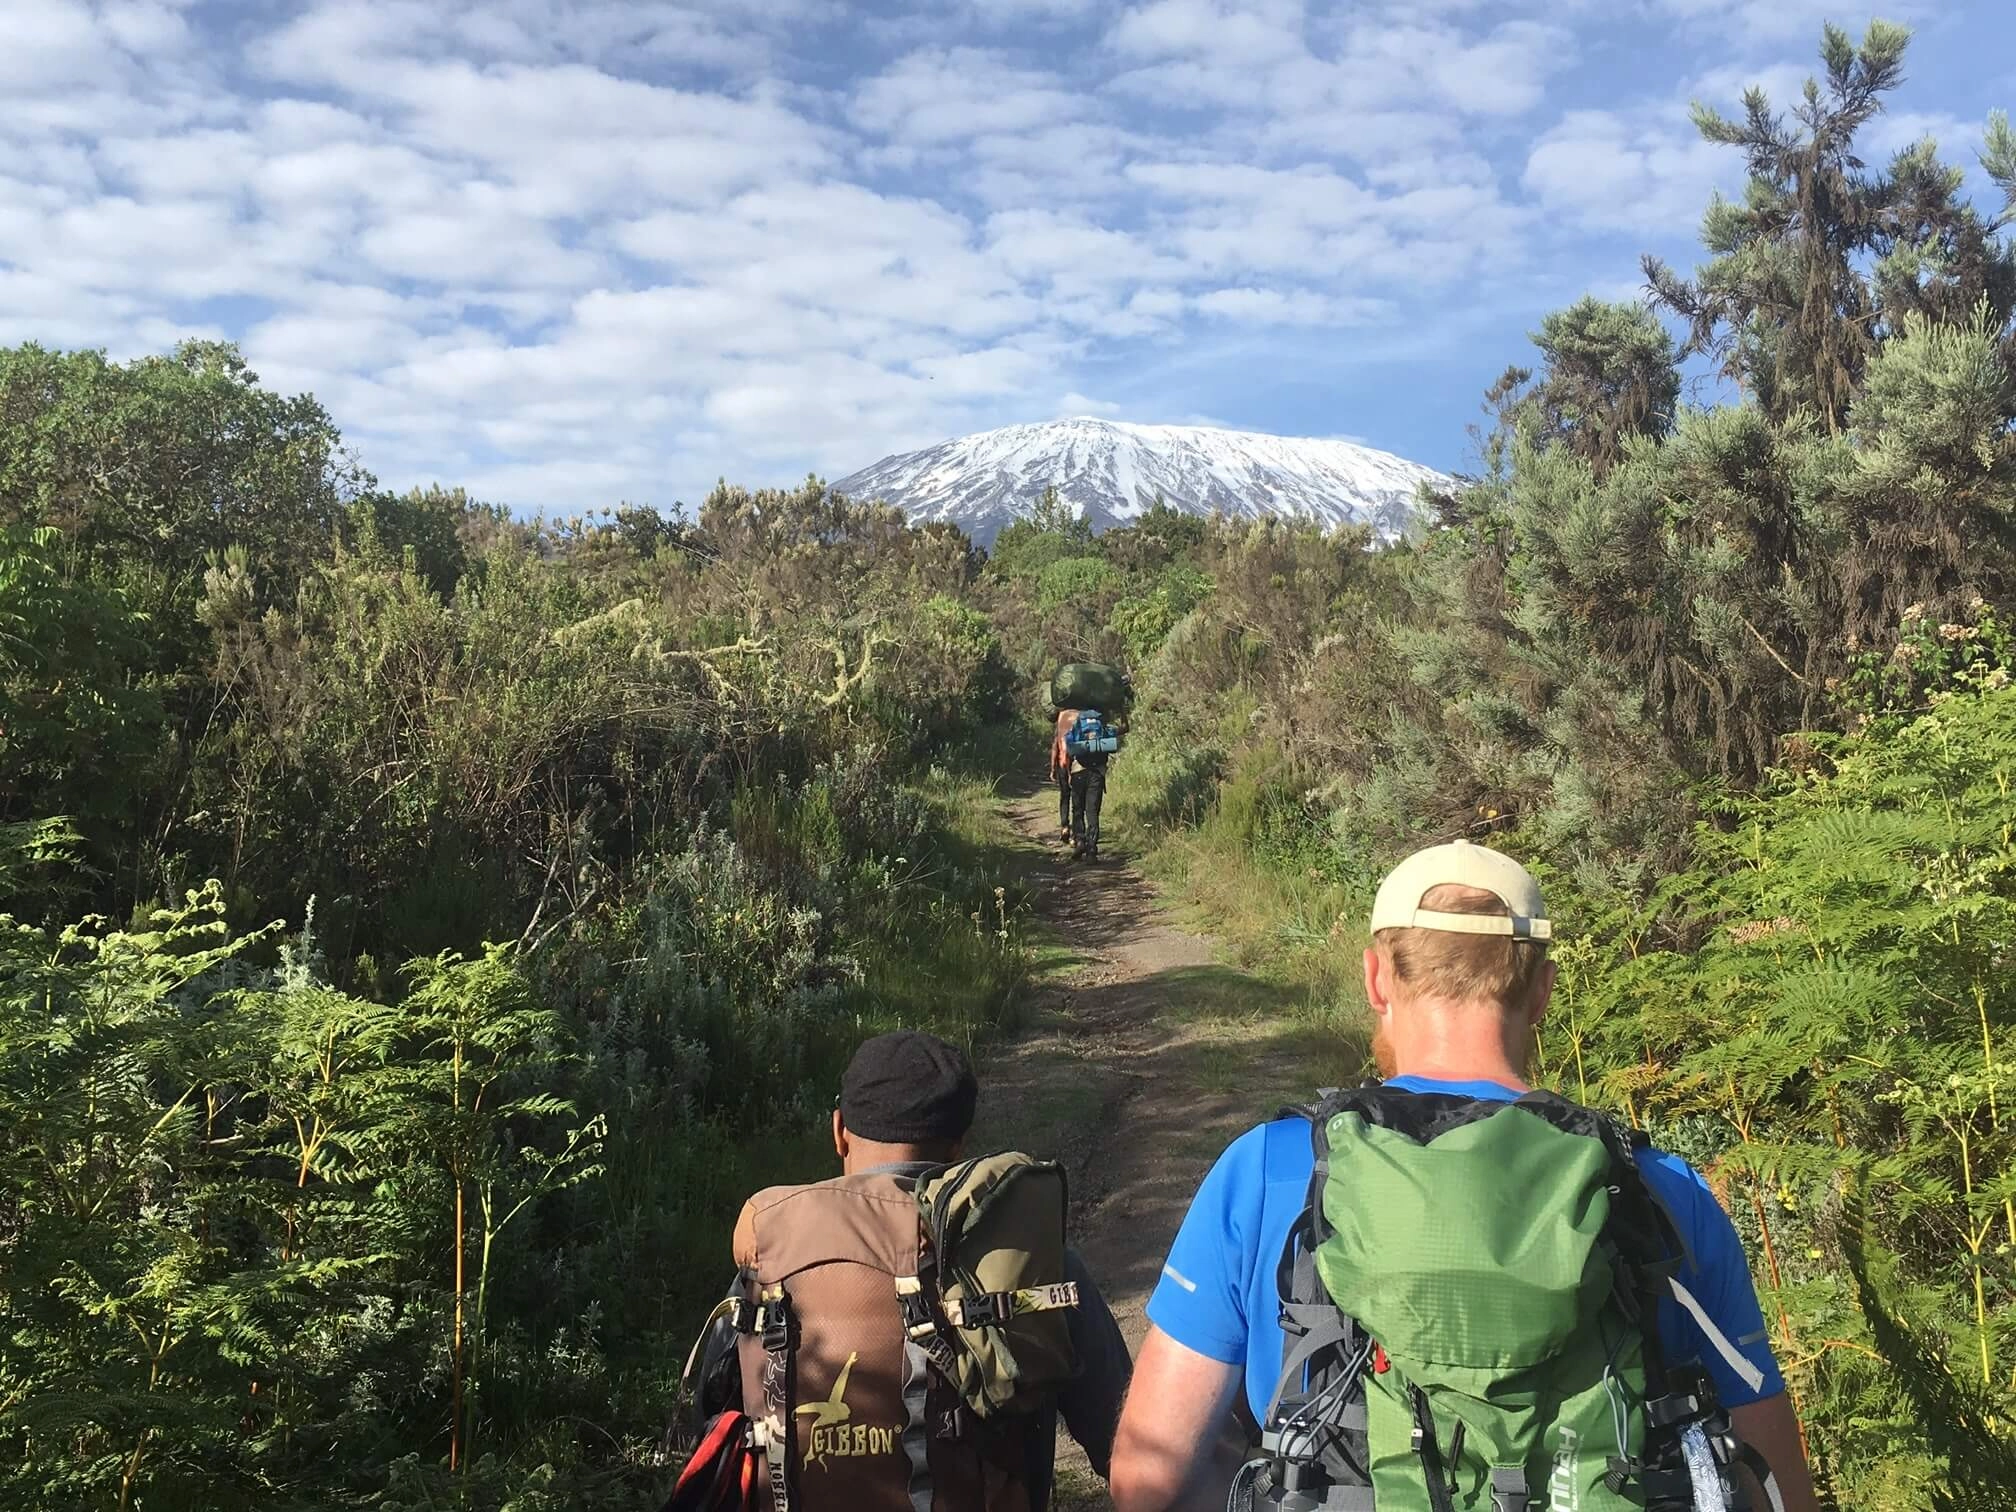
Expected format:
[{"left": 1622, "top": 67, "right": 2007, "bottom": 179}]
[{"left": 1402, "top": 907, "right": 1552, "bottom": 941}]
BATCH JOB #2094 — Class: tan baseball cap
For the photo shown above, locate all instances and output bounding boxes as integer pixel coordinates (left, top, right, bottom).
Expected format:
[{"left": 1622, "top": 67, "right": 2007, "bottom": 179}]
[{"left": 1369, "top": 840, "right": 1552, "bottom": 941}]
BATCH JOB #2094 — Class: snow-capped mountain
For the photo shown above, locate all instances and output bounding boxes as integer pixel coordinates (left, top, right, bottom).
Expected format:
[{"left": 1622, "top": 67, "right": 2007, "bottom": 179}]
[{"left": 833, "top": 417, "right": 1448, "bottom": 545}]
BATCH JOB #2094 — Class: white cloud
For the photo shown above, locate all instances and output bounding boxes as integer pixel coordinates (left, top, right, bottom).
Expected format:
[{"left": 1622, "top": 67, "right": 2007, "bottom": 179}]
[
  {"left": 1, "top": 0, "right": 1997, "bottom": 511},
  {"left": 1, "top": 2, "right": 119, "bottom": 87},
  {"left": 1192, "top": 287, "right": 1392, "bottom": 325},
  {"left": 1109, "top": 0, "right": 1307, "bottom": 66},
  {"left": 1523, "top": 108, "right": 1730, "bottom": 234},
  {"left": 1106, "top": 5, "right": 1571, "bottom": 132},
  {"left": 1864, "top": 109, "right": 1976, "bottom": 163},
  {"left": 855, "top": 47, "right": 1086, "bottom": 145},
  {"left": 1426, "top": 21, "right": 1572, "bottom": 116},
  {"left": 1648, "top": 0, "right": 1928, "bottom": 47},
  {"left": 985, "top": 209, "right": 1172, "bottom": 288},
  {"left": 1056, "top": 390, "right": 1125, "bottom": 416}
]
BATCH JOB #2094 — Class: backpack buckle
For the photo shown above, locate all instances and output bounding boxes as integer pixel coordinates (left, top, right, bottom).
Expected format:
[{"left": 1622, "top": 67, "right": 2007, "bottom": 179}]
[
  {"left": 1645, "top": 1388, "right": 1704, "bottom": 1428},
  {"left": 895, "top": 1282, "right": 937, "bottom": 1337},
  {"left": 1604, "top": 1456, "right": 1638, "bottom": 1494},
  {"left": 955, "top": 1292, "right": 1005, "bottom": 1327},
  {"left": 760, "top": 1295, "right": 793, "bottom": 1353},
  {"left": 1647, "top": 1367, "right": 1717, "bottom": 1429}
]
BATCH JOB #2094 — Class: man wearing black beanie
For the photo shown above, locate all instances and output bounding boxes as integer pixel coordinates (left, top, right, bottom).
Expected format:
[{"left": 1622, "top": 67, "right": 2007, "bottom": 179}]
[
  {"left": 834, "top": 1029, "right": 980, "bottom": 1156},
  {"left": 689, "top": 1031, "right": 1130, "bottom": 1511}
]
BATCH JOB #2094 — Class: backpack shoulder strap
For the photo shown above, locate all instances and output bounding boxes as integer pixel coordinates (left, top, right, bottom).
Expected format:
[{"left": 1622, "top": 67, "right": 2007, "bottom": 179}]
[
  {"left": 751, "top": 1280, "right": 796, "bottom": 1512},
  {"left": 1263, "top": 1099, "right": 1364, "bottom": 1423},
  {"left": 1270, "top": 1101, "right": 1330, "bottom": 1331},
  {"left": 1251, "top": 1099, "right": 1374, "bottom": 1492}
]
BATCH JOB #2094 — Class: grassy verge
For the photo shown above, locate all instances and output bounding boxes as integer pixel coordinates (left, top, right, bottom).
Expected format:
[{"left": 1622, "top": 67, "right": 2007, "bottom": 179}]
[{"left": 1106, "top": 733, "right": 1377, "bottom": 1059}]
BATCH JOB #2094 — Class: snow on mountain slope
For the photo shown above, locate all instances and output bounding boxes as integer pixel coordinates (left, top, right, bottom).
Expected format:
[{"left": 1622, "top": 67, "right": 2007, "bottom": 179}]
[{"left": 833, "top": 417, "right": 1448, "bottom": 544}]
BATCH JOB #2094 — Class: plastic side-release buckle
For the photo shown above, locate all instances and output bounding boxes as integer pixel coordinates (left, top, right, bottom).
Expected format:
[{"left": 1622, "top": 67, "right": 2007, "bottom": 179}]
[
  {"left": 761, "top": 1295, "right": 792, "bottom": 1354},
  {"left": 1605, "top": 1455, "right": 1637, "bottom": 1494},
  {"left": 1646, "top": 1387, "right": 1706, "bottom": 1428},
  {"left": 957, "top": 1292, "right": 1004, "bottom": 1327},
  {"left": 895, "top": 1277, "right": 938, "bottom": 1338},
  {"left": 1489, "top": 1468, "right": 1530, "bottom": 1512}
]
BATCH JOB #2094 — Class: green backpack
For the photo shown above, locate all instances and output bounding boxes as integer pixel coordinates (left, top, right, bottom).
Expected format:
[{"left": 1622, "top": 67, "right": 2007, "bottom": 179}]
[{"left": 1233, "top": 1087, "right": 1779, "bottom": 1512}]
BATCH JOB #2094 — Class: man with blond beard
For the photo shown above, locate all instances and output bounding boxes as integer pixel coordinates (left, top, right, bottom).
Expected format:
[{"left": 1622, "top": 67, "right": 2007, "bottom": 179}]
[{"left": 1109, "top": 841, "right": 1820, "bottom": 1512}]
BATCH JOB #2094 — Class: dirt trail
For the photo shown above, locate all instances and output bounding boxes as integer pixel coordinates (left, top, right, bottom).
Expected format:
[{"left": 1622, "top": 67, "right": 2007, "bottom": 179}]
[{"left": 966, "top": 791, "right": 1353, "bottom": 1509}]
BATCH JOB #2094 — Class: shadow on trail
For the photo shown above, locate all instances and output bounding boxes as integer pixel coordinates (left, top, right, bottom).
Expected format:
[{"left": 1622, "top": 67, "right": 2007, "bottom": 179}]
[{"left": 1027, "top": 854, "right": 1168, "bottom": 955}]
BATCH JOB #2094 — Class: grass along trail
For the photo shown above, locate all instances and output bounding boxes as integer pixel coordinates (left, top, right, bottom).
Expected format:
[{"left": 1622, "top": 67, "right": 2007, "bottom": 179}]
[{"left": 965, "top": 786, "right": 1363, "bottom": 1509}]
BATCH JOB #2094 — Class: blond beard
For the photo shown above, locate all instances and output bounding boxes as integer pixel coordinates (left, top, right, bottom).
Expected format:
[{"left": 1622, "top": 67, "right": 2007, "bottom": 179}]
[{"left": 1371, "top": 1017, "right": 1398, "bottom": 1079}]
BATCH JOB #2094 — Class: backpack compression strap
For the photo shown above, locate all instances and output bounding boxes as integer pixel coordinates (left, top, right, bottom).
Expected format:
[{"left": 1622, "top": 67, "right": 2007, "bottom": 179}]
[
  {"left": 1242, "top": 1098, "right": 1377, "bottom": 1509},
  {"left": 747, "top": 1283, "right": 795, "bottom": 1512},
  {"left": 939, "top": 1282, "right": 1079, "bottom": 1327},
  {"left": 890, "top": 1277, "right": 937, "bottom": 1512}
]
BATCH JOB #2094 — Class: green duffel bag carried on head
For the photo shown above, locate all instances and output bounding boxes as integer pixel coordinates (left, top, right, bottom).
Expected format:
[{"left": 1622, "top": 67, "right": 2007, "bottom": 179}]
[
  {"left": 1050, "top": 662, "right": 1133, "bottom": 722},
  {"left": 1233, "top": 1087, "right": 1783, "bottom": 1512}
]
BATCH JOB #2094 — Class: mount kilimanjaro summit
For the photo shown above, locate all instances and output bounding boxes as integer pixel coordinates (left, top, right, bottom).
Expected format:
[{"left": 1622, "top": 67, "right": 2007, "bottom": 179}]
[{"left": 832, "top": 417, "right": 1448, "bottom": 545}]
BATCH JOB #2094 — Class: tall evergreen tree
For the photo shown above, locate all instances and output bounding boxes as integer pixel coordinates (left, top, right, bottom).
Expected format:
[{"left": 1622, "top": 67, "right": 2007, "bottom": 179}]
[{"left": 1646, "top": 21, "right": 1911, "bottom": 432}]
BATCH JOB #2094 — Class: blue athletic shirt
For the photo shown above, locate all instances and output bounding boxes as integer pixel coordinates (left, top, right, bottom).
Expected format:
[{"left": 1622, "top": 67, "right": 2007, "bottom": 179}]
[{"left": 1145, "top": 1077, "right": 1785, "bottom": 1421}]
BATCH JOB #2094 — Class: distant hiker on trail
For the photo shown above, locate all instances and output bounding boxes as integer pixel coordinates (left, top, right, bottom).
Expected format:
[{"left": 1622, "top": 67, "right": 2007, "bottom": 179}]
[
  {"left": 674, "top": 1030, "right": 1131, "bottom": 1512},
  {"left": 1051, "top": 707, "right": 1078, "bottom": 844},
  {"left": 1108, "top": 842, "right": 1821, "bottom": 1512},
  {"left": 1066, "top": 724, "right": 1111, "bottom": 864},
  {"left": 1049, "top": 663, "right": 1130, "bottom": 865}
]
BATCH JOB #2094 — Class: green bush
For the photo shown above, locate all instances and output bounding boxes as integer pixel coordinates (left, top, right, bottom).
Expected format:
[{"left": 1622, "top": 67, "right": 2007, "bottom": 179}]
[{"left": 1034, "top": 554, "right": 1120, "bottom": 614}]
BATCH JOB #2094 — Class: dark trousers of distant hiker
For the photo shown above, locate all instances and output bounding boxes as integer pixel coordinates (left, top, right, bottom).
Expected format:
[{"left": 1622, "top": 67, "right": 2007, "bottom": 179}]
[
  {"left": 1056, "top": 767, "right": 1073, "bottom": 835},
  {"left": 1070, "top": 756, "right": 1108, "bottom": 856}
]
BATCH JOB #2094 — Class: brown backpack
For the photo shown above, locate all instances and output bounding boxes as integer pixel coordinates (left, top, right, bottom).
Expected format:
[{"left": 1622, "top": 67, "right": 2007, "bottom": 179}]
[{"left": 728, "top": 1155, "right": 1078, "bottom": 1512}]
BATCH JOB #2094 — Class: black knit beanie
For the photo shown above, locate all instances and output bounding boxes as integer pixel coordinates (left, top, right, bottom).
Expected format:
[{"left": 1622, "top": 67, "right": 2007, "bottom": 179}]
[{"left": 839, "top": 1031, "right": 978, "bottom": 1144}]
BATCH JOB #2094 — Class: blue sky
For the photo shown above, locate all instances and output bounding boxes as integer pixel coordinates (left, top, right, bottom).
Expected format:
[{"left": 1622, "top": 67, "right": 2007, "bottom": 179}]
[{"left": 3, "top": 1, "right": 2013, "bottom": 514}]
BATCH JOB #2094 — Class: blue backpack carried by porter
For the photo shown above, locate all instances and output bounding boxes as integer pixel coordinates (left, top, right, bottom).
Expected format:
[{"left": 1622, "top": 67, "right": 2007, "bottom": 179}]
[{"left": 1065, "top": 709, "right": 1121, "bottom": 757}]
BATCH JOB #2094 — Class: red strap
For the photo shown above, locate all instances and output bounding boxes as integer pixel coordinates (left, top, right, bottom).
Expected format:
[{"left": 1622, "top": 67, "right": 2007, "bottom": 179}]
[
  {"left": 1372, "top": 1342, "right": 1390, "bottom": 1375},
  {"left": 668, "top": 1412, "right": 753, "bottom": 1512}
]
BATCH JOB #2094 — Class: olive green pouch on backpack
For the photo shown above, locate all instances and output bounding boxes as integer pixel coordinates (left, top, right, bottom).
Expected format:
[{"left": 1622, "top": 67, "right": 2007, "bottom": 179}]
[{"left": 914, "top": 1152, "right": 1079, "bottom": 1418}]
